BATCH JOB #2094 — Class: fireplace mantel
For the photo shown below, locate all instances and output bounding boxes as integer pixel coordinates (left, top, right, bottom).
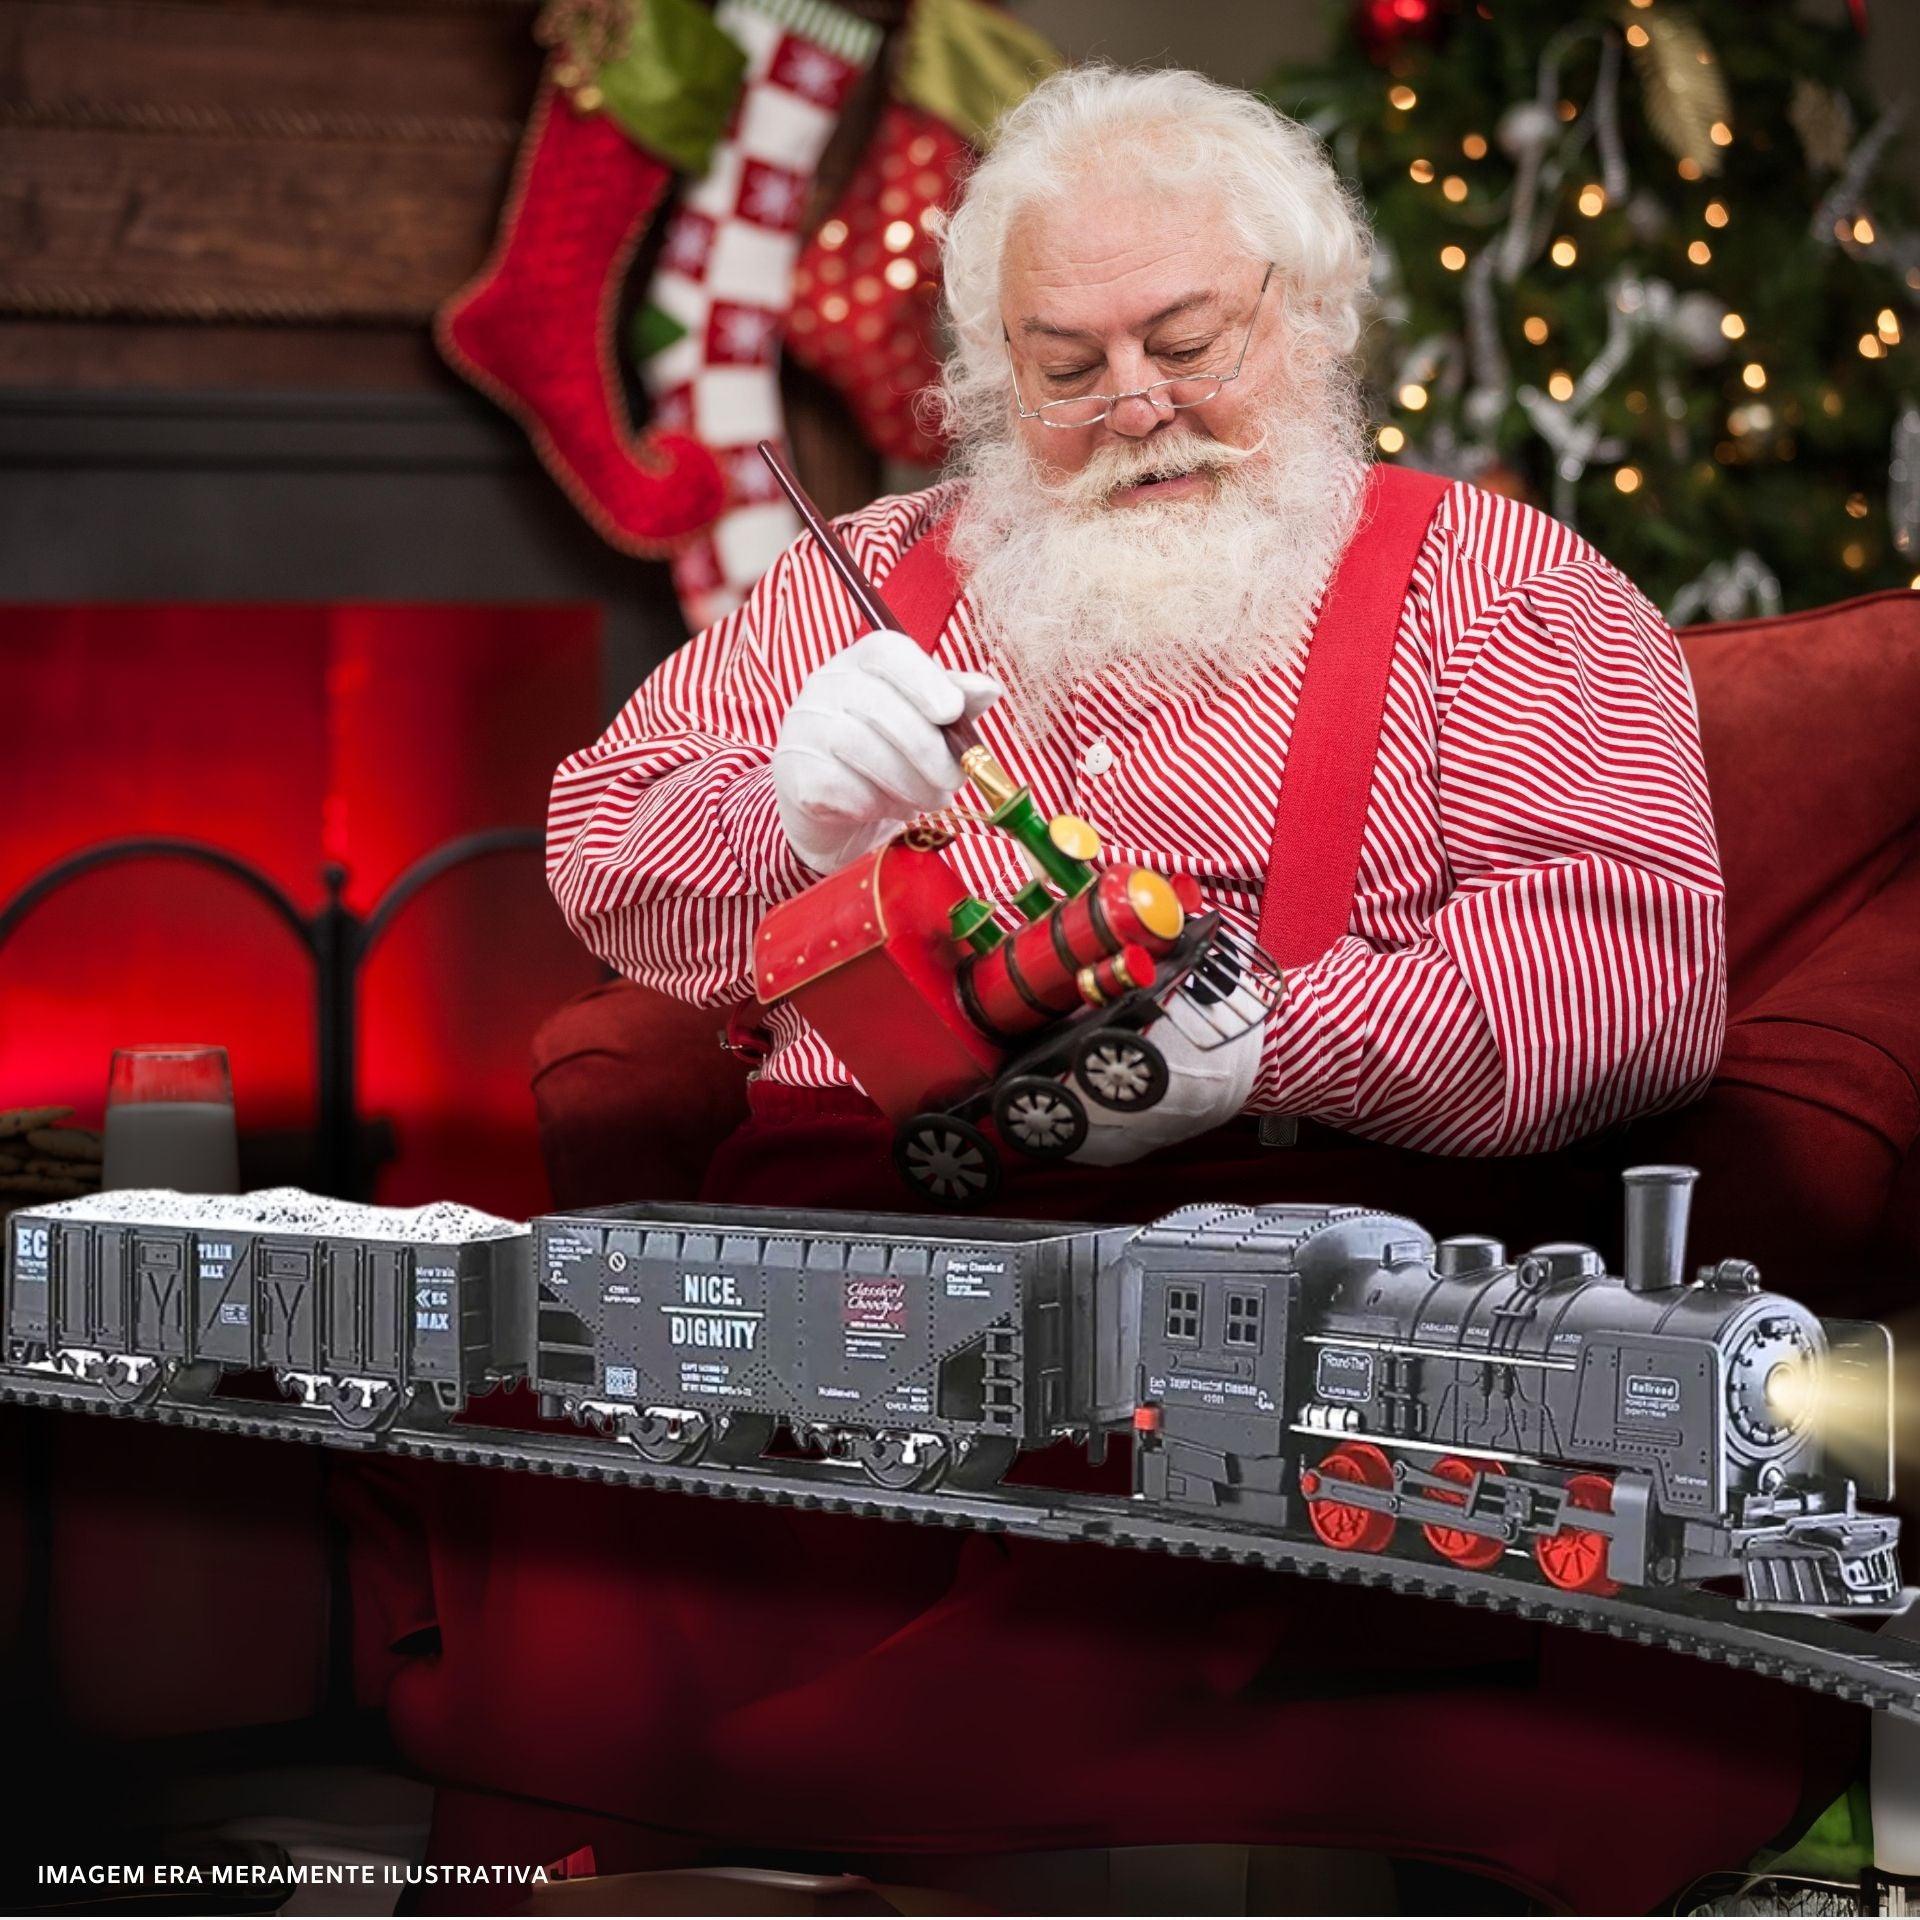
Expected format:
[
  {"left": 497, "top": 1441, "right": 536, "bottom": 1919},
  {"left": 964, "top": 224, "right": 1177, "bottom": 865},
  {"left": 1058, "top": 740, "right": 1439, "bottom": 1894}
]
[{"left": 0, "top": 383, "right": 692, "bottom": 710}]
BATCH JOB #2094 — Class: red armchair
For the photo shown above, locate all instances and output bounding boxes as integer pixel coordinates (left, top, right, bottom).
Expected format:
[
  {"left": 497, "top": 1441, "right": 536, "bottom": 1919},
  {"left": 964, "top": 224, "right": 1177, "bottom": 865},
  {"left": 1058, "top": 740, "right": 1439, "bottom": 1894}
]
[{"left": 350, "top": 588, "right": 1919, "bottom": 1913}]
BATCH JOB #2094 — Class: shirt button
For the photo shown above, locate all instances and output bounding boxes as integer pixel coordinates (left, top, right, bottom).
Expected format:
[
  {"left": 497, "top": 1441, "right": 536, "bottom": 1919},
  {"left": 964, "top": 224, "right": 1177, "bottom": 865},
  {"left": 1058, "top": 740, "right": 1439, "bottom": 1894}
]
[{"left": 1081, "top": 739, "right": 1115, "bottom": 777}]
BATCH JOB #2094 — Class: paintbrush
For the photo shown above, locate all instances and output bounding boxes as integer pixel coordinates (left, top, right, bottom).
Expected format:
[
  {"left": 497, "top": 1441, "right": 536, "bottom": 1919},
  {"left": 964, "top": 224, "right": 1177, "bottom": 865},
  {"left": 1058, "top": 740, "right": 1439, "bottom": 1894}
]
[{"left": 756, "top": 440, "right": 985, "bottom": 759}]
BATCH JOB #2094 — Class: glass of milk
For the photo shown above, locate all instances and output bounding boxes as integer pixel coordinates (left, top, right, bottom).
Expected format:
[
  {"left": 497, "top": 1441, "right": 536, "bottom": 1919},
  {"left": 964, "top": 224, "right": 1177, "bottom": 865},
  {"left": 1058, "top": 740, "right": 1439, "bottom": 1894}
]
[{"left": 102, "top": 1045, "right": 241, "bottom": 1194}]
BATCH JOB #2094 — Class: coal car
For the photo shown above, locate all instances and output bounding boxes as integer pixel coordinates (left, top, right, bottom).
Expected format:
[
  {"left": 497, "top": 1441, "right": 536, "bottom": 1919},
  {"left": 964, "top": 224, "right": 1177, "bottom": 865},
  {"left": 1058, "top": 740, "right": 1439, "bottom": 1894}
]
[
  {"left": 530, "top": 1201, "right": 1137, "bottom": 1488},
  {"left": 4, "top": 1189, "right": 528, "bottom": 1428}
]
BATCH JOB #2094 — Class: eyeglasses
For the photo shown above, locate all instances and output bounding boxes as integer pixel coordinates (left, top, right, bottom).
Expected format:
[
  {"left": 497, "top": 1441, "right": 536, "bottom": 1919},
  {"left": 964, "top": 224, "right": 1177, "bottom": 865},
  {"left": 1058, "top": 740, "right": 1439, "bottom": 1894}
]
[{"left": 1004, "top": 263, "right": 1275, "bottom": 430}]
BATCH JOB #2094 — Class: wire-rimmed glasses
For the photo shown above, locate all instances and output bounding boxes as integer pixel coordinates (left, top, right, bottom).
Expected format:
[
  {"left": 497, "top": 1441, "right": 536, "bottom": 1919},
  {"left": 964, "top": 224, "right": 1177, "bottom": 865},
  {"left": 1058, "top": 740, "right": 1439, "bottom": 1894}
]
[{"left": 1005, "top": 262, "right": 1275, "bottom": 430}]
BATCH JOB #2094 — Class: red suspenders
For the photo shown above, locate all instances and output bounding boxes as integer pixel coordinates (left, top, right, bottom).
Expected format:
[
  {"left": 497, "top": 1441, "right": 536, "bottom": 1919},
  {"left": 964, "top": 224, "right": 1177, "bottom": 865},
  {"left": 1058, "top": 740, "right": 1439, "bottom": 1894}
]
[
  {"left": 890, "top": 463, "right": 1452, "bottom": 969},
  {"left": 1254, "top": 464, "right": 1449, "bottom": 965}
]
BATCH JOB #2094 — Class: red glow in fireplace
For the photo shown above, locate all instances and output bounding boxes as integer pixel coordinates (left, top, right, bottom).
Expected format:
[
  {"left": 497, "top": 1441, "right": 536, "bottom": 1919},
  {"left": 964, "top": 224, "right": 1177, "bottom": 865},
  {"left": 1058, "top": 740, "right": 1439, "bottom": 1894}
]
[{"left": 1, "top": 603, "right": 607, "bottom": 1217}]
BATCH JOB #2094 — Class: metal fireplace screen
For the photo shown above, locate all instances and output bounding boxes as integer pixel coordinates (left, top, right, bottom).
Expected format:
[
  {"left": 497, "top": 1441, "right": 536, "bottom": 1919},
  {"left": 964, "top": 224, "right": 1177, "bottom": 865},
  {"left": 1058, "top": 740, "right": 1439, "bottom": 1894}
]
[{"left": 0, "top": 603, "right": 606, "bottom": 1216}]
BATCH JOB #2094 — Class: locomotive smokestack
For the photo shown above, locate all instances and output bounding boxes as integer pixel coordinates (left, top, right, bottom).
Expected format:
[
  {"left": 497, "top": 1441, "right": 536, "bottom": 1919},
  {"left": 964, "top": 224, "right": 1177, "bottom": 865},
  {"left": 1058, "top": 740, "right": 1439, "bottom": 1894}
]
[{"left": 1622, "top": 1165, "right": 1699, "bottom": 1292}]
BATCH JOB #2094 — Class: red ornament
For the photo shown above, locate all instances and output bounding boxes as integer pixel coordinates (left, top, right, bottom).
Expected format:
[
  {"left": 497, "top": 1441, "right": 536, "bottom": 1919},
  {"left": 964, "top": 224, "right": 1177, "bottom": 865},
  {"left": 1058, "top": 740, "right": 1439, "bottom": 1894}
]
[
  {"left": 1354, "top": 0, "right": 1449, "bottom": 62},
  {"left": 787, "top": 101, "right": 974, "bottom": 468}
]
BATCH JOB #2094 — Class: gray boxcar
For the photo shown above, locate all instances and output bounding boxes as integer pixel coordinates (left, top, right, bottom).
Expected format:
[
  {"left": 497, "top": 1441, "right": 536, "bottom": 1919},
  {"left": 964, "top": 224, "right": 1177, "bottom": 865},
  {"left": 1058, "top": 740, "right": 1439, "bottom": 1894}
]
[{"left": 532, "top": 1201, "right": 1136, "bottom": 1487}]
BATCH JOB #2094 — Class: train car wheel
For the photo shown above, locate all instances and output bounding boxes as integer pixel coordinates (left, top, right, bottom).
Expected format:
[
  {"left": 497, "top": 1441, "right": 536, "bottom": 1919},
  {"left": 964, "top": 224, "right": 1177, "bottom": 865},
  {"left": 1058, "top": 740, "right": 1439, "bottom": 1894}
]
[
  {"left": 1422, "top": 1455, "right": 1508, "bottom": 1570},
  {"left": 1300, "top": 1441, "right": 1397, "bottom": 1554},
  {"left": 1073, "top": 1032, "right": 1169, "bottom": 1112},
  {"left": 895, "top": 1115, "right": 1001, "bottom": 1207},
  {"left": 706, "top": 1412, "right": 776, "bottom": 1465},
  {"left": 165, "top": 1361, "right": 222, "bottom": 1402},
  {"left": 624, "top": 1409, "right": 710, "bottom": 1464},
  {"left": 856, "top": 1430, "right": 951, "bottom": 1492},
  {"left": 1533, "top": 1472, "right": 1622, "bottom": 1597},
  {"left": 330, "top": 1379, "right": 405, "bottom": 1433},
  {"left": 99, "top": 1354, "right": 166, "bottom": 1408},
  {"left": 993, "top": 1077, "right": 1089, "bottom": 1158}
]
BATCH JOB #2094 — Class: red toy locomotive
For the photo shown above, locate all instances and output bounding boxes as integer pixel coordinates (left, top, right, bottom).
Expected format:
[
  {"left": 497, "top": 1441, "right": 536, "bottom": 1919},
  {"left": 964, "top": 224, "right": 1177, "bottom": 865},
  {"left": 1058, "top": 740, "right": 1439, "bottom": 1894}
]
[{"left": 753, "top": 740, "right": 1280, "bottom": 1206}]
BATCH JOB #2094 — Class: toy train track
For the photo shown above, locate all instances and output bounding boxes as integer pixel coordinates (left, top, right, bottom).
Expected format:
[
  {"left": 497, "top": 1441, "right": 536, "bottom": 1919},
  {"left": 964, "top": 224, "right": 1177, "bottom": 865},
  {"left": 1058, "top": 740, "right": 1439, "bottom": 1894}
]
[{"left": 9, "top": 1368, "right": 1920, "bottom": 1726}]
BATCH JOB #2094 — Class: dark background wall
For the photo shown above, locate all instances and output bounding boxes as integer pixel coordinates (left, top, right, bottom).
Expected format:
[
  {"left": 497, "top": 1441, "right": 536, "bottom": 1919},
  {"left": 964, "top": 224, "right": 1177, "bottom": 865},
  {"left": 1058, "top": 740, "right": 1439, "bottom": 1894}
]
[{"left": 1, "top": 1, "right": 1913, "bottom": 662}]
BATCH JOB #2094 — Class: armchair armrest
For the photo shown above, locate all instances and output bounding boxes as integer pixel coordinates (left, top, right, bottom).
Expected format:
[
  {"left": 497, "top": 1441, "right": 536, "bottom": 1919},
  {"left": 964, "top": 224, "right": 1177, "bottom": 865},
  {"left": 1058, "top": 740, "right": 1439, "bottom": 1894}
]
[
  {"left": 1639, "top": 843, "right": 1920, "bottom": 1307},
  {"left": 531, "top": 981, "right": 753, "bottom": 1208}
]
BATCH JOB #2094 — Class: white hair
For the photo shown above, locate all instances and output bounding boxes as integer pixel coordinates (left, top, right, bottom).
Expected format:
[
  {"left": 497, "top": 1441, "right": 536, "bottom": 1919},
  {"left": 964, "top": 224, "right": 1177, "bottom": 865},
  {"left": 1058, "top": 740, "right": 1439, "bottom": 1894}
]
[{"left": 933, "top": 65, "right": 1375, "bottom": 445}]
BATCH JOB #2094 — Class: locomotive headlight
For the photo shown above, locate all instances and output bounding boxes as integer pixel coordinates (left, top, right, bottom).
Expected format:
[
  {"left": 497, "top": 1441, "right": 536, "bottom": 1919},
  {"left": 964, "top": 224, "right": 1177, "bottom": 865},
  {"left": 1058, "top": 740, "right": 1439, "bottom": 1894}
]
[
  {"left": 1726, "top": 1313, "right": 1823, "bottom": 1458},
  {"left": 1764, "top": 1357, "right": 1816, "bottom": 1427}
]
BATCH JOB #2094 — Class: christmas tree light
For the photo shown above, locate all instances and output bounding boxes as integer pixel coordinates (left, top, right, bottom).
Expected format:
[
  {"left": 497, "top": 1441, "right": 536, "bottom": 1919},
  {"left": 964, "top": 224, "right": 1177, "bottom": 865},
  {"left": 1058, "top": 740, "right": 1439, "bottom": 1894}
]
[{"left": 1269, "top": 0, "right": 1919, "bottom": 616}]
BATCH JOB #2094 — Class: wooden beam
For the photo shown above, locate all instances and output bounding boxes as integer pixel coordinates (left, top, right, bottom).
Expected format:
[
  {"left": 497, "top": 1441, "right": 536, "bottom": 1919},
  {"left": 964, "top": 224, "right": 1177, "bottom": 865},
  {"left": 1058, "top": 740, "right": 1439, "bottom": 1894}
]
[{"left": 0, "top": 123, "right": 513, "bottom": 322}]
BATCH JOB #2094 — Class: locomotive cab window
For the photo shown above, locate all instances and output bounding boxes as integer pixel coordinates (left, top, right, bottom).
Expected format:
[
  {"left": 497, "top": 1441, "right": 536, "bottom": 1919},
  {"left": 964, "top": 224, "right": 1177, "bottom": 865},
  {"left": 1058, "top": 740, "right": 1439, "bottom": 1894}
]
[
  {"left": 1225, "top": 1291, "right": 1264, "bottom": 1350},
  {"left": 1165, "top": 1285, "right": 1201, "bottom": 1343}
]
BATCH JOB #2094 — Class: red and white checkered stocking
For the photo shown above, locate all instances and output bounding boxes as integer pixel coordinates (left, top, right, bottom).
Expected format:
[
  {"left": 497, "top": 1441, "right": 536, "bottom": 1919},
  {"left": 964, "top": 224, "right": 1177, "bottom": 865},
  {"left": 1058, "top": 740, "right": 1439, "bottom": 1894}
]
[{"left": 644, "top": 0, "right": 882, "bottom": 631}]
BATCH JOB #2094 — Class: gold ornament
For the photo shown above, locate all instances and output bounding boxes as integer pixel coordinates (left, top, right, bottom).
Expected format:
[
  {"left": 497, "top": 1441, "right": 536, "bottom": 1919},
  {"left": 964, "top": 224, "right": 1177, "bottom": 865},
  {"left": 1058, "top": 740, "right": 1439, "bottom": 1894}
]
[
  {"left": 898, "top": 0, "right": 1063, "bottom": 149},
  {"left": 1789, "top": 77, "right": 1855, "bottom": 174},
  {"left": 537, "top": 0, "right": 632, "bottom": 106},
  {"left": 1622, "top": 8, "right": 1732, "bottom": 177}
]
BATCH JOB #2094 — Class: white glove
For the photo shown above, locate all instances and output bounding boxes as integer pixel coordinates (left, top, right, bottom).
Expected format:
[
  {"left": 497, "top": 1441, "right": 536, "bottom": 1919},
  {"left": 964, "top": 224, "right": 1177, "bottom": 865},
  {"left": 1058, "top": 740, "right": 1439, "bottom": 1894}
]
[
  {"left": 1072, "top": 980, "right": 1269, "bottom": 1166},
  {"left": 772, "top": 629, "right": 1003, "bottom": 875}
]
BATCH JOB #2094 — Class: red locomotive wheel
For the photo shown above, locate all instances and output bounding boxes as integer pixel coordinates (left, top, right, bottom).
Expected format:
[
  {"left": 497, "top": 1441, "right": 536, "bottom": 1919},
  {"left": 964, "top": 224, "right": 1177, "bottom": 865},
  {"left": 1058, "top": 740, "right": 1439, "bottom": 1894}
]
[
  {"left": 1303, "top": 1441, "right": 1397, "bottom": 1554},
  {"left": 1421, "top": 1455, "right": 1507, "bottom": 1570},
  {"left": 1533, "top": 1472, "right": 1623, "bottom": 1597}
]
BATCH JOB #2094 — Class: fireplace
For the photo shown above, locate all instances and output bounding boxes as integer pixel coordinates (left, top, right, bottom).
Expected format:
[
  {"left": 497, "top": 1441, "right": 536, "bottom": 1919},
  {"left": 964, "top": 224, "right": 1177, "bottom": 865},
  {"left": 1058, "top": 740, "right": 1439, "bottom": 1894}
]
[{"left": 0, "top": 386, "right": 693, "bottom": 1218}]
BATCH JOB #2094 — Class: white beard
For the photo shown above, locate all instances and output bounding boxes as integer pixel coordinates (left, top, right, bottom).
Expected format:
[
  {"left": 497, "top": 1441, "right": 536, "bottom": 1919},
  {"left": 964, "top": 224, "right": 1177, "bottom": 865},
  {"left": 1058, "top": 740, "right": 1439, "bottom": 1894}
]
[{"left": 945, "top": 370, "right": 1371, "bottom": 730}]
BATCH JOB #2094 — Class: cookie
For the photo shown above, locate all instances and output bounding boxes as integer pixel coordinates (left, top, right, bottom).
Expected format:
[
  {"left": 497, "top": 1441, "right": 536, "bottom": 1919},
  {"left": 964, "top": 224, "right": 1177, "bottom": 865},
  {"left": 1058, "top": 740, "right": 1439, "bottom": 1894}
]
[
  {"left": 25, "top": 1158, "right": 98, "bottom": 1185},
  {"left": 0, "top": 1106, "right": 74, "bottom": 1139},
  {"left": 0, "top": 1173, "right": 87, "bottom": 1198},
  {"left": 25, "top": 1127, "right": 103, "bottom": 1164}
]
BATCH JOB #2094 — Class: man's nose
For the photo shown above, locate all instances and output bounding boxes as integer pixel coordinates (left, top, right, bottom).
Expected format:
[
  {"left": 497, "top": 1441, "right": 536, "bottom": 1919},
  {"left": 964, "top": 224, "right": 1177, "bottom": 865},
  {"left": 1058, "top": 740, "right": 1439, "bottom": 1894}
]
[{"left": 1103, "top": 386, "right": 1177, "bottom": 440}]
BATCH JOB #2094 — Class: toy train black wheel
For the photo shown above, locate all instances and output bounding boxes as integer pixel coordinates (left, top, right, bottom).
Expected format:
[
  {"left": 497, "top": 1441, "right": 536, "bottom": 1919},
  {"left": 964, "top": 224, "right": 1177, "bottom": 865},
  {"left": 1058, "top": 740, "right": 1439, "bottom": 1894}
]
[
  {"left": 98, "top": 1353, "right": 166, "bottom": 1408},
  {"left": 1072, "top": 1031, "right": 1169, "bottom": 1112},
  {"left": 165, "top": 1361, "right": 222, "bottom": 1402},
  {"left": 947, "top": 1435, "right": 1019, "bottom": 1490},
  {"left": 706, "top": 1411, "right": 776, "bottom": 1465},
  {"left": 895, "top": 1113, "right": 1001, "bottom": 1207},
  {"left": 993, "top": 1076, "right": 1088, "bottom": 1159},
  {"left": 857, "top": 1430, "right": 950, "bottom": 1491},
  {"left": 623, "top": 1408, "right": 711, "bottom": 1464},
  {"left": 329, "top": 1379, "right": 406, "bottom": 1433}
]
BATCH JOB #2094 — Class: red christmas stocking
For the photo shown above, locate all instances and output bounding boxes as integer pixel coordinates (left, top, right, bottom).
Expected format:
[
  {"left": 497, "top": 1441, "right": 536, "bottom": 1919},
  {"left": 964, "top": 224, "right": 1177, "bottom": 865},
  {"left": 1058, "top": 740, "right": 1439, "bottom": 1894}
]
[
  {"left": 787, "top": 101, "right": 973, "bottom": 469},
  {"left": 438, "top": 81, "right": 725, "bottom": 556}
]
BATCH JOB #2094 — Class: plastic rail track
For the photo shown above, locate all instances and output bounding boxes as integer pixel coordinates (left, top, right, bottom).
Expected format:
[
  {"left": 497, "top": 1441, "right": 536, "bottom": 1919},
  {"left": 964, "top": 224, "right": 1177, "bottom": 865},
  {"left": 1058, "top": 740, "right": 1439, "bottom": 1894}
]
[{"left": 9, "top": 1370, "right": 1920, "bottom": 1724}]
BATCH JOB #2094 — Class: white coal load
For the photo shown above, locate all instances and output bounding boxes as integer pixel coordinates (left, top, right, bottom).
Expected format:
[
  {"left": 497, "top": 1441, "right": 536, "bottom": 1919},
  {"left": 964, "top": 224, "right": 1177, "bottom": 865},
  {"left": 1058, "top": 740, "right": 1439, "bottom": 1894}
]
[{"left": 19, "top": 1186, "right": 527, "bottom": 1243}]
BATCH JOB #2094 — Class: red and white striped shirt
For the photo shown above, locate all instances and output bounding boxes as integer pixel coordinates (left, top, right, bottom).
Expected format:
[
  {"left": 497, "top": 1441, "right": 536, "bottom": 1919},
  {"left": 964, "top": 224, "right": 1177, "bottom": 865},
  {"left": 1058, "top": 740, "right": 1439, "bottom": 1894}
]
[{"left": 548, "top": 477, "right": 1725, "bottom": 1155}]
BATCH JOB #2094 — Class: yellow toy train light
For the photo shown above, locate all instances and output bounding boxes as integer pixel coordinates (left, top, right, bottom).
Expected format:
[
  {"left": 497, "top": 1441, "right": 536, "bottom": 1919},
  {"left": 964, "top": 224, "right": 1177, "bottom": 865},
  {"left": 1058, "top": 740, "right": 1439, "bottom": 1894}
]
[
  {"left": 1047, "top": 813, "right": 1104, "bottom": 863},
  {"left": 1126, "top": 869, "right": 1185, "bottom": 942}
]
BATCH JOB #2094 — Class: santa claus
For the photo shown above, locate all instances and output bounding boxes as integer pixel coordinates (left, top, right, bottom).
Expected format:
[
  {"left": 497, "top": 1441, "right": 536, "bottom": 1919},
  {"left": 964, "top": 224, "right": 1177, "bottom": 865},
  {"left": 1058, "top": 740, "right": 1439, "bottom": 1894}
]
[{"left": 550, "top": 64, "right": 1724, "bottom": 1198}]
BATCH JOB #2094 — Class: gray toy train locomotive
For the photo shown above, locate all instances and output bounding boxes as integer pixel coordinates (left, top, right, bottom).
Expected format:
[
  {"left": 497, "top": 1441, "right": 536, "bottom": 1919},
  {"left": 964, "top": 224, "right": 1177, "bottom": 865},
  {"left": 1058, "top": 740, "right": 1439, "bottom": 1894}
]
[{"left": 3, "top": 1166, "right": 1902, "bottom": 1615}]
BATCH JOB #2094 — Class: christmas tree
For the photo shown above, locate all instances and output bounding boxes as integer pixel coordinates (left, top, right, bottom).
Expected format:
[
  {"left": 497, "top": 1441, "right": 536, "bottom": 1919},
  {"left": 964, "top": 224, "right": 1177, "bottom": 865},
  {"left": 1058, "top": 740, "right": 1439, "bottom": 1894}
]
[{"left": 1267, "top": 0, "right": 1919, "bottom": 619}]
